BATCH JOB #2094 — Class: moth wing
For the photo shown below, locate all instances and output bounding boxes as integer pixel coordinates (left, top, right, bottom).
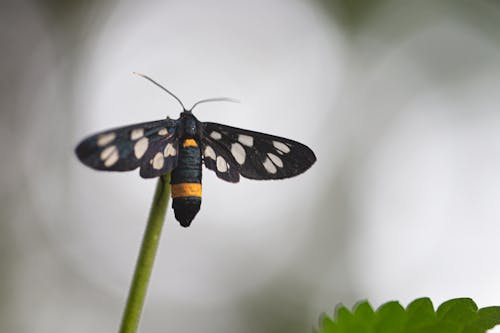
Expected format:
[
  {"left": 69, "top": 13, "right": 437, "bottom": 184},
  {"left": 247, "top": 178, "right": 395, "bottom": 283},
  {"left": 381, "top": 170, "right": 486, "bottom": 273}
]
[
  {"left": 75, "top": 118, "right": 178, "bottom": 178},
  {"left": 202, "top": 122, "right": 316, "bottom": 181},
  {"left": 201, "top": 135, "right": 241, "bottom": 183},
  {"left": 139, "top": 138, "right": 179, "bottom": 178}
]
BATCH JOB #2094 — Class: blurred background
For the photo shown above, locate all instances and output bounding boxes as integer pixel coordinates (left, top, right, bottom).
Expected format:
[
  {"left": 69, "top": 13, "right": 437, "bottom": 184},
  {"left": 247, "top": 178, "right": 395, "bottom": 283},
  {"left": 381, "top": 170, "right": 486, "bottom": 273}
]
[{"left": 3, "top": 0, "right": 500, "bottom": 332}]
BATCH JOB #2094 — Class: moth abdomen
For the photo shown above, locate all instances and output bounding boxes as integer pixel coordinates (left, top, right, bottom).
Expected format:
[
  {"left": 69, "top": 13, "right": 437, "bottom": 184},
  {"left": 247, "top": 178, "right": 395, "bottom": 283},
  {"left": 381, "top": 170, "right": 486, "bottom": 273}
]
[
  {"left": 172, "top": 196, "right": 201, "bottom": 227},
  {"left": 170, "top": 139, "right": 202, "bottom": 227}
]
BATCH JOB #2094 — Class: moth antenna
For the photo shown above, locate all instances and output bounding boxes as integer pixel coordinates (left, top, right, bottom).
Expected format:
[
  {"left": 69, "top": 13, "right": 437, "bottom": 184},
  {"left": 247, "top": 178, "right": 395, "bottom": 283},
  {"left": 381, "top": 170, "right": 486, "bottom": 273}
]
[
  {"left": 190, "top": 97, "right": 240, "bottom": 111},
  {"left": 133, "top": 72, "right": 187, "bottom": 111}
]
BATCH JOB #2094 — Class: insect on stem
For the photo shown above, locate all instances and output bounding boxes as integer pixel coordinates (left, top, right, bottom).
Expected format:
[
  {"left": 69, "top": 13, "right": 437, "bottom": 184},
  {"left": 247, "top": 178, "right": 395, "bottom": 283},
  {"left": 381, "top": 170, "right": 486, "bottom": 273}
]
[
  {"left": 133, "top": 72, "right": 239, "bottom": 112},
  {"left": 76, "top": 72, "right": 316, "bottom": 331}
]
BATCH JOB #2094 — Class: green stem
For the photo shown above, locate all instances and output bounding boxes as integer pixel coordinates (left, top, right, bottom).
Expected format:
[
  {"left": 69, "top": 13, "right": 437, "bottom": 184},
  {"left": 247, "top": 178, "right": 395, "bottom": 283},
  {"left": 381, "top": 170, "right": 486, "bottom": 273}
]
[{"left": 119, "top": 173, "right": 171, "bottom": 333}]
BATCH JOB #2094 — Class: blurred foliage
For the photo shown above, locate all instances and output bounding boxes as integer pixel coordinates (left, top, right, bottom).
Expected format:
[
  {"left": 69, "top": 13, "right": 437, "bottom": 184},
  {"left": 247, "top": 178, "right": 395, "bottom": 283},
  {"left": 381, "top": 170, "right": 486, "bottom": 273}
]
[
  {"left": 36, "top": 0, "right": 89, "bottom": 22},
  {"left": 315, "top": 0, "right": 500, "bottom": 37},
  {"left": 36, "top": 0, "right": 116, "bottom": 33},
  {"left": 316, "top": 298, "right": 500, "bottom": 333},
  {"left": 314, "top": 0, "right": 388, "bottom": 32}
]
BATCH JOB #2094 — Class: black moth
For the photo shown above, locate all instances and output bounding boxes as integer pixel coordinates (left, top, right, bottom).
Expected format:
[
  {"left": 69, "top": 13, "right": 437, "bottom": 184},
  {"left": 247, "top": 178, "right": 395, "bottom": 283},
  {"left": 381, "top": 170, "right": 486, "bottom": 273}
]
[{"left": 75, "top": 74, "right": 316, "bottom": 227}]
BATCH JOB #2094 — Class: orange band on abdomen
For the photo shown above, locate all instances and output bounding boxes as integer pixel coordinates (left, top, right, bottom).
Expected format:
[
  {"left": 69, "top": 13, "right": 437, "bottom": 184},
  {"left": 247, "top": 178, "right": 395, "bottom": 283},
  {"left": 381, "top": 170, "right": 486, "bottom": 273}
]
[
  {"left": 171, "top": 183, "right": 202, "bottom": 198},
  {"left": 183, "top": 139, "right": 198, "bottom": 147}
]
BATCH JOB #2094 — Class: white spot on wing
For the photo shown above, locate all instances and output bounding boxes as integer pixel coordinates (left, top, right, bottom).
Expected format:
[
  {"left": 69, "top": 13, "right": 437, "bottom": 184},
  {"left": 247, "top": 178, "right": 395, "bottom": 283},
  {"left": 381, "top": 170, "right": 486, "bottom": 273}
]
[
  {"left": 231, "top": 142, "right": 246, "bottom": 165},
  {"left": 273, "top": 141, "right": 290, "bottom": 154},
  {"left": 134, "top": 137, "right": 149, "bottom": 159},
  {"left": 210, "top": 131, "right": 222, "bottom": 140},
  {"left": 158, "top": 128, "right": 168, "bottom": 136},
  {"left": 152, "top": 152, "right": 164, "bottom": 170},
  {"left": 204, "top": 146, "right": 216, "bottom": 160},
  {"left": 105, "top": 150, "right": 119, "bottom": 167},
  {"left": 238, "top": 134, "right": 254, "bottom": 147},
  {"left": 216, "top": 156, "right": 228, "bottom": 172},
  {"left": 97, "top": 133, "right": 116, "bottom": 147},
  {"left": 100, "top": 145, "right": 115, "bottom": 160},
  {"left": 267, "top": 153, "right": 283, "bottom": 168},
  {"left": 130, "top": 128, "right": 144, "bottom": 140},
  {"left": 163, "top": 143, "right": 176, "bottom": 157},
  {"left": 263, "top": 157, "right": 277, "bottom": 174},
  {"left": 100, "top": 145, "right": 119, "bottom": 167}
]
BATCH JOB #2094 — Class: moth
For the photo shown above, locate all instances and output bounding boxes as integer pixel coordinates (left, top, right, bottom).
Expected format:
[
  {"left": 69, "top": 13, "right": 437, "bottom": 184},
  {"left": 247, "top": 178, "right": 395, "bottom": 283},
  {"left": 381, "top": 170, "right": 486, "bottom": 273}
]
[{"left": 75, "top": 73, "right": 316, "bottom": 227}]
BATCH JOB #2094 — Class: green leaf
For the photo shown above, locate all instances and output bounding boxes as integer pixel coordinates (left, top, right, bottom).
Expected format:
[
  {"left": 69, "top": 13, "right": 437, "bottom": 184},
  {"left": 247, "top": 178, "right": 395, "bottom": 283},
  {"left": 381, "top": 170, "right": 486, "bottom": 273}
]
[
  {"left": 334, "top": 304, "right": 354, "bottom": 323},
  {"left": 353, "top": 301, "right": 376, "bottom": 325},
  {"left": 375, "top": 301, "right": 406, "bottom": 333},
  {"left": 334, "top": 305, "right": 358, "bottom": 333},
  {"left": 319, "top": 314, "right": 337, "bottom": 333},
  {"left": 315, "top": 298, "right": 500, "bottom": 333},
  {"left": 406, "top": 298, "right": 436, "bottom": 328},
  {"left": 437, "top": 298, "right": 478, "bottom": 325},
  {"left": 462, "top": 306, "right": 500, "bottom": 333},
  {"left": 476, "top": 306, "right": 500, "bottom": 329}
]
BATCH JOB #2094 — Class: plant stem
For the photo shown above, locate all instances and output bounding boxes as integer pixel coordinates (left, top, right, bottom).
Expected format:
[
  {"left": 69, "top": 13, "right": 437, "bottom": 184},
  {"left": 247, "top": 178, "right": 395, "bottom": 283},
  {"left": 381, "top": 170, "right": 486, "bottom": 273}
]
[{"left": 119, "top": 174, "right": 171, "bottom": 333}]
